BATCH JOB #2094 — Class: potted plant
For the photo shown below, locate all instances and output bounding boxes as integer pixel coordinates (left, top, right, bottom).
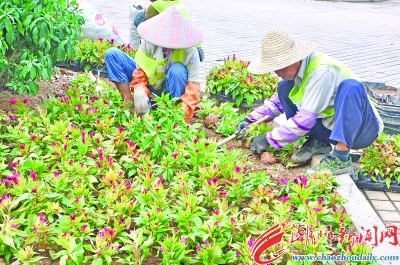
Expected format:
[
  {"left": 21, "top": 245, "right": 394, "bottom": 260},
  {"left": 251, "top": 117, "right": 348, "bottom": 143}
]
[
  {"left": 206, "top": 54, "right": 279, "bottom": 109},
  {"left": 357, "top": 132, "right": 400, "bottom": 191},
  {"left": 56, "top": 38, "right": 137, "bottom": 78}
]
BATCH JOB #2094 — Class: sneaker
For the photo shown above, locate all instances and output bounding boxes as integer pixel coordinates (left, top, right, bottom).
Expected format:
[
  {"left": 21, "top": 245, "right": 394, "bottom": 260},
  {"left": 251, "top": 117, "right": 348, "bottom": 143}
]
[
  {"left": 291, "top": 139, "right": 332, "bottom": 164},
  {"left": 306, "top": 154, "right": 354, "bottom": 176}
]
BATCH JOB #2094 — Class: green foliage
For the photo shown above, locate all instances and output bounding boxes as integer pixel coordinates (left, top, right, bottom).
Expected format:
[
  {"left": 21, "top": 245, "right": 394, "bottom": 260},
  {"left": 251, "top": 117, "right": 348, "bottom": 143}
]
[
  {"left": 70, "top": 38, "right": 138, "bottom": 67},
  {"left": 0, "top": 72, "right": 371, "bottom": 264},
  {"left": 197, "top": 96, "right": 248, "bottom": 137},
  {"left": 0, "top": 0, "right": 85, "bottom": 94},
  {"left": 359, "top": 132, "right": 400, "bottom": 187},
  {"left": 206, "top": 54, "right": 279, "bottom": 107}
]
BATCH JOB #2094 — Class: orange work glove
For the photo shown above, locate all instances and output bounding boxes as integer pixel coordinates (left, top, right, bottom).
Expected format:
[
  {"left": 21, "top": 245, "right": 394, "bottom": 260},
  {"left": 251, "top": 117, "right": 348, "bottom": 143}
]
[
  {"left": 180, "top": 82, "right": 200, "bottom": 123},
  {"left": 130, "top": 68, "right": 151, "bottom": 114}
]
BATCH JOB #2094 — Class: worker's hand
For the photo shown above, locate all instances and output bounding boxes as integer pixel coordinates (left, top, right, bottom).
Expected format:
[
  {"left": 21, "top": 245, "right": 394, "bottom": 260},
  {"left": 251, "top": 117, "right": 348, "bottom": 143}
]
[
  {"left": 133, "top": 85, "right": 151, "bottom": 115},
  {"left": 234, "top": 118, "right": 251, "bottom": 140},
  {"left": 250, "top": 134, "right": 270, "bottom": 155}
]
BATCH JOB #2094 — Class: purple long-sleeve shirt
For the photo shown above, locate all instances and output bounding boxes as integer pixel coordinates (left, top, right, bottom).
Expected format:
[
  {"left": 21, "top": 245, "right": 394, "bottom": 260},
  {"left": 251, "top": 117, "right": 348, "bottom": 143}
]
[{"left": 247, "top": 92, "right": 317, "bottom": 149}]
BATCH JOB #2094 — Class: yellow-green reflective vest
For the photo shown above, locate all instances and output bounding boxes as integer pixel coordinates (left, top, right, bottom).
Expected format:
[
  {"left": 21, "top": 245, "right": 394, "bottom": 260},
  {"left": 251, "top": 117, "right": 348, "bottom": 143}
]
[
  {"left": 151, "top": 0, "right": 190, "bottom": 18},
  {"left": 288, "top": 52, "right": 360, "bottom": 117},
  {"left": 135, "top": 48, "right": 185, "bottom": 90}
]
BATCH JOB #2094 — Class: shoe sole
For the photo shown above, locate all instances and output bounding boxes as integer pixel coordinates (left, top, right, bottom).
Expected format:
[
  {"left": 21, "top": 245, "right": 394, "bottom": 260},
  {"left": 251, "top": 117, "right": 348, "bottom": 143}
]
[{"left": 291, "top": 146, "right": 333, "bottom": 164}]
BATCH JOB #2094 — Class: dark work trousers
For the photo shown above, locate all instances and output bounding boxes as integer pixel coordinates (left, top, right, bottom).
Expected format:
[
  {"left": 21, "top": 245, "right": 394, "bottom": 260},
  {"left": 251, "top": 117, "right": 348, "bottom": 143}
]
[{"left": 277, "top": 79, "right": 379, "bottom": 149}]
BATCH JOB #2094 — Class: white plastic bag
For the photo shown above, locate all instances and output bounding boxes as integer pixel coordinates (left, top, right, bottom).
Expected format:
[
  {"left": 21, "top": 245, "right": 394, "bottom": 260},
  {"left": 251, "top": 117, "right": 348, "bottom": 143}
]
[
  {"left": 77, "top": 0, "right": 128, "bottom": 46},
  {"left": 129, "top": 0, "right": 147, "bottom": 49}
]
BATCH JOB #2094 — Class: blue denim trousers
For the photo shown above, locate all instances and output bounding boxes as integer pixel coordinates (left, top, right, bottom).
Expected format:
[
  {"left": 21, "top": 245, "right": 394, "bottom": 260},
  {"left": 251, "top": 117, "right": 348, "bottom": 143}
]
[
  {"left": 277, "top": 79, "right": 379, "bottom": 149},
  {"left": 104, "top": 47, "right": 187, "bottom": 98}
]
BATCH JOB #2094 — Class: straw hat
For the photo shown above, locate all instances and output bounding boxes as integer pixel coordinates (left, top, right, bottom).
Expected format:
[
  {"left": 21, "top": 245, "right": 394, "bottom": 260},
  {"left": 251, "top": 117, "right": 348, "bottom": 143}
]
[
  {"left": 137, "top": 7, "right": 203, "bottom": 49},
  {"left": 248, "top": 28, "right": 316, "bottom": 74}
]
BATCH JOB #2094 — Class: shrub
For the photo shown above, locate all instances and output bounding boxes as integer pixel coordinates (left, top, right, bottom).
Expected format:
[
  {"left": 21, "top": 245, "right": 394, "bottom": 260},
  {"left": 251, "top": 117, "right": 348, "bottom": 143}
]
[{"left": 0, "top": 0, "right": 84, "bottom": 94}]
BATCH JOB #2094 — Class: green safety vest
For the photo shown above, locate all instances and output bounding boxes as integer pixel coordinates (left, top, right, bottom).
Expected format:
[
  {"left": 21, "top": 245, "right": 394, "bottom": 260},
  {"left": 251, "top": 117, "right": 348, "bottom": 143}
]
[
  {"left": 135, "top": 48, "right": 185, "bottom": 90},
  {"left": 288, "top": 52, "right": 359, "bottom": 117},
  {"left": 151, "top": 0, "right": 190, "bottom": 18}
]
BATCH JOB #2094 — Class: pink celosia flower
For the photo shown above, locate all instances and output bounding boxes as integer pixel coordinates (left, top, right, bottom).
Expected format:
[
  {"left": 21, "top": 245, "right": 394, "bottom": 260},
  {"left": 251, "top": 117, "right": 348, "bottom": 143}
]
[
  {"left": 280, "top": 177, "right": 288, "bottom": 185},
  {"left": 9, "top": 98, "right": 17, "bottom": 104},
  {"left": 29, "top": 170, "right": 37, "bottom": 181},
  {"left": 234, "top": 166, "right": 241, "bottom": 173},
  {"left": 281, "top": 196, "right": 290, "bottom": 203}
]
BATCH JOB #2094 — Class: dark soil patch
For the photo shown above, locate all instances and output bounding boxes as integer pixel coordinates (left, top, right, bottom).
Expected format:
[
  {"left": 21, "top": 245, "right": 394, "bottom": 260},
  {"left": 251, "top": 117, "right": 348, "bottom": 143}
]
[{"left": 191, "top": 117, "right": 308, "bottom": 186}]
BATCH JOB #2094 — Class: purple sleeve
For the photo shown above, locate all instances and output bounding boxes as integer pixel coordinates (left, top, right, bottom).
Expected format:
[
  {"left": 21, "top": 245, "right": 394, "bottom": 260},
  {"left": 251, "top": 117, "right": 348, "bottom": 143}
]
[
  {"left": 246, "top": 92, "right": 284, "bottom": 122},
  {"left": 266, "top": 108, "right": 317, "bottom": 149}
]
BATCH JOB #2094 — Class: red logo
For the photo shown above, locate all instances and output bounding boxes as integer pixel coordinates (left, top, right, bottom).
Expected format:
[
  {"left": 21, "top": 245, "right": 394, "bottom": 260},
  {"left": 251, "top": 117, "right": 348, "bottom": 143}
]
[{"left": 250, "top": 223, "right": 288, "bottom": 264}]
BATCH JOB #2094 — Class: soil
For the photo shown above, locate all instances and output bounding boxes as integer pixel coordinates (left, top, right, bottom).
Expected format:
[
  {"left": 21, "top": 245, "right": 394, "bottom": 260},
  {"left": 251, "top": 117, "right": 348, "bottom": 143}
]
[{"left": 191, "top": 117, "right": 308, "bottom": 185}]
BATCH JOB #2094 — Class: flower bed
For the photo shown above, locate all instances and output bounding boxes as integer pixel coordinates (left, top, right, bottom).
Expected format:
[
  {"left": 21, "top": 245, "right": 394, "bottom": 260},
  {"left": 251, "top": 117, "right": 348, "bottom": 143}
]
[
  {"left": 357, "top": 132, "right": 400, "bottom": 192},
  {"left": 206, "top": 55, "right": 279, "bottom": 108},
  {"left": 0, "top": 72, "right": 373, "bottom": 264},
  {"left": 196, "top": 98, "right": 305, "bottom": 169}
]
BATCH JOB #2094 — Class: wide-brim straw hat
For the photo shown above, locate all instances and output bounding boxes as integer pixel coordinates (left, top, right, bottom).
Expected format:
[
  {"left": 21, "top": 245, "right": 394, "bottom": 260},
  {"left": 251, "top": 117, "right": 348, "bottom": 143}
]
[
  {"left": 248, "top": 28, "right": 316, "bottom": 74},
  {"left": 137, "top": 7, "right": 203, "bottom": 49}
]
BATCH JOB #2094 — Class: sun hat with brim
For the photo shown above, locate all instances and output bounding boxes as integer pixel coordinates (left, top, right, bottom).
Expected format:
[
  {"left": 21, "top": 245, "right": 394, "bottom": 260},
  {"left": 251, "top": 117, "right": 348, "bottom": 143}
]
[
  {"left": 248, "top": 28, "right": 316, "bottom": 74},
  {"left": 137, "top": 7, "right": 203, "bottom": 49}
]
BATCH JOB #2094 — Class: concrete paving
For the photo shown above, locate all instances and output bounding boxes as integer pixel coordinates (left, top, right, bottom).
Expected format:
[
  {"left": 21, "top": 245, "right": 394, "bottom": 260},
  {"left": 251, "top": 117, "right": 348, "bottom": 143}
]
[{"left": 87, "top": 0, "right": 400, "bottom": 88}]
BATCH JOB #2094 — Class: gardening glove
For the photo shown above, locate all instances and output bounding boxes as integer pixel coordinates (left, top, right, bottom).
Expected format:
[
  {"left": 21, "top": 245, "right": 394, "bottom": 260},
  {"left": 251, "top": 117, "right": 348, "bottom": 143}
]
[
  {"left": 234, "top": 118, "right": 251, "bottom": 140},
  {"left": 250, "top": 134, "right": 270, "bottom": 155},
  {"left": 181, "top": 82, "right": 201, "bottom": 123},
  {"left": 130, "top": 68, "right": 151, "bottom": 115}
]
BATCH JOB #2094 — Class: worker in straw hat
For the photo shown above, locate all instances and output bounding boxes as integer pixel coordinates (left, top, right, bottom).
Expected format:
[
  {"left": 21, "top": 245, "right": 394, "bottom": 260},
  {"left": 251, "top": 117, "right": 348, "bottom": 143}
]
[
  {"left": 235, "top": 28, "right": 383, "bottom": 175},
  {"left": 104, "top": 7, "right": 202, "bottom": 122}
]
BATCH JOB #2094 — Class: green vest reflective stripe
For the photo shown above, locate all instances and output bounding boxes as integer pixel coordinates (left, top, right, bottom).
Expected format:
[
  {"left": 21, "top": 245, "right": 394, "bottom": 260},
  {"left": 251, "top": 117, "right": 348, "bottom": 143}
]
[
  {"left": 151, "top": 0, "right": 190, "bottom": 18},
  {"left": 288, "top": 52, "right": 358, "bottom": 117},
  {"left": 135, "top": 49, "right": 185, "bottom": 90}
]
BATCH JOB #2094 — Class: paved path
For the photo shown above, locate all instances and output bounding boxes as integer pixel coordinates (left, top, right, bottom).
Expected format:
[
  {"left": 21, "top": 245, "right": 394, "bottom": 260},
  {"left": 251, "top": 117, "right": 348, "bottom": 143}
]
[{"left": 89, "top": 0, "right": 400, "bottom": 87}]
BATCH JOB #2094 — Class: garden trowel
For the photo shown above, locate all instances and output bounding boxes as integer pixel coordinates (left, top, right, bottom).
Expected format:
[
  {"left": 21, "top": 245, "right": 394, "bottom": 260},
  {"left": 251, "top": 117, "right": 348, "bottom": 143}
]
[{"left": 216, "top": 115, "right": 270, "bottom": 147}]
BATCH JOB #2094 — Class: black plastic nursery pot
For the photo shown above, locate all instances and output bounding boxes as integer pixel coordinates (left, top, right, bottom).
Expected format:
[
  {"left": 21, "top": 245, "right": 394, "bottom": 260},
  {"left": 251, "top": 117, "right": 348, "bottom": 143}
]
[
  {"left": 350, "top": 154, "right": 400, "bottom": 193},
  {"left": 55, "top": 60, "right": 109, "bottom": 78},
  {"left": 355, "top": 173, "right": 400, "bottom": 193},
  {"left": 362, "top": 81, "right": 400, "bottom": 135}
]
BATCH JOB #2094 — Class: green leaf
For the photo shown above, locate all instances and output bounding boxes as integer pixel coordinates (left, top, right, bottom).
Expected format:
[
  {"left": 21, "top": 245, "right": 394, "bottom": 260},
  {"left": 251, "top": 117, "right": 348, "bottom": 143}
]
[
  {"left": 60, "top": 255, "right": 68, "bottom": 265},
  {"left": 30, "top": 65, "right": 37, "bottom": 79},
  {"left": 386, "top": 177, "right": 391, "bottom": 189},
  {"left": 2, "top": 234, "right": 15, "bottom": 248},
  {"left": 5, "top": 18, "right": 13, "bottom": 33},
  {"left": 6, "top": 30, "right": 14, "bottom": 44}
]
